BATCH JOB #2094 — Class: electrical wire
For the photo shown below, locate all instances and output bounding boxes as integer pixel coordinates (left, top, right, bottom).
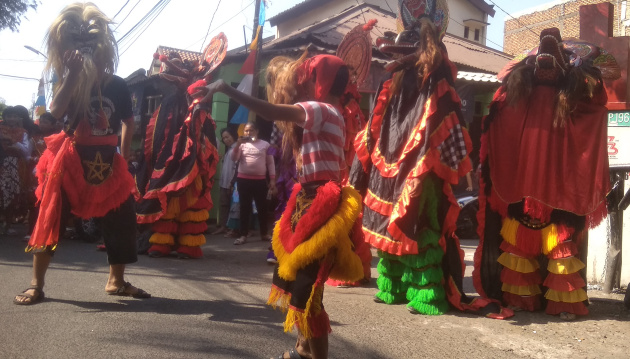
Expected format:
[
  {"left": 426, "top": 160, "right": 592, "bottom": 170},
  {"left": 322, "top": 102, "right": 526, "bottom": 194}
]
[
  {"left": 113, "top": 0, "right": 130, "bottom": 19},
  {"left": 114, "top": 0, "right": 142, "bottom": 31},
  {"left": 485, "top": 0, "right": 538, "bottom": 36},
  {"left": 119, "top": 0, "right": 171, "bottom": 56},
  {"left": 0, "top": 74, "right": 40, "bottom": 81},
  {"left": 448, "top": 16, "right": 504, "bottom": 50},
  {"left": 383, "top": 0, "right": 395, "bottom": 14},
  {"left": 199, "top": 0, "right": 224, "bottom": 53},
  {"left": 117, "top": 0, "right": 167, "bottom": 44},
  {"left": 354, "top": 0, "right": 384, "bottom": 36},
  {"left": 0, "top": 58, "right": 45, "bottom": 62},
  {"left": 183, "top": 0, "right": 255, "bottom": 51}
]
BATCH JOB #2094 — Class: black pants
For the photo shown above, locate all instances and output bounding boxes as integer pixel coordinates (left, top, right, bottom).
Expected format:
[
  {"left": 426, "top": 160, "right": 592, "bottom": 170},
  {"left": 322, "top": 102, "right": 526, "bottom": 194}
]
[
  {"left": 57, "top": 194, "right": 138, "bottom": 265},
  {"left": 236, "top": 178, "right": 269, "bottom": 237}
]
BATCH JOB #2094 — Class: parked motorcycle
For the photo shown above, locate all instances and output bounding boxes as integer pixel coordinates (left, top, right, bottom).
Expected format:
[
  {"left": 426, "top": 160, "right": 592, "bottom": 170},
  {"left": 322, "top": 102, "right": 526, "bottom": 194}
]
[{"left": 455, "top": 191, "right": 479, "bottom": 239}]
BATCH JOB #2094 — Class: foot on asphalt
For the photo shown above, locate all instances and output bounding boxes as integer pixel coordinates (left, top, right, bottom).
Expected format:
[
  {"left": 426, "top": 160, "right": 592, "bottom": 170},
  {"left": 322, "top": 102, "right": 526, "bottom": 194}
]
[
  {"left": 211, "top": 227, "right": 226, "bottom": 235},
  {"left": 266, "top": 250, "right": 277, "bottom": 264},
  {"left": 273, "top": 347, "right": 309, "bottom": 359},
  {"left": 106, "top": 282, "right": 151, "bottom": 299},
  {"left": 13, "top": 286, "right": 45, "bottom": 305},
  {"left": 234, "top": 236, "right": 247, "bottom": 245}
]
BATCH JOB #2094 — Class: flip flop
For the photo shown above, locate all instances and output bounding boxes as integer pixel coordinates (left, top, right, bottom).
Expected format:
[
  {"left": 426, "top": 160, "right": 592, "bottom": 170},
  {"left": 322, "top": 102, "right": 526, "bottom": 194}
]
[
  {"left": 275, "top": 348, "right": 308, "bottom": 359},
  {"left": 106, "top": 282, "right": 151, "bottom": 299},
  {"left": 13, "top": 286, "right": 45, "bottom": 305}
]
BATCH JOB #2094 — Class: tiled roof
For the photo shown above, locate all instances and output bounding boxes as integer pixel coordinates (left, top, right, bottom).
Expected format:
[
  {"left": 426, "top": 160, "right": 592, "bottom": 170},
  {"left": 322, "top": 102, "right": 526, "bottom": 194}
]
[
  {"left": 268, "top": 0, "right": 495, "bottom": 25},
  {"left": 443, "top": 35, "right": 512, "bottom": 73},
  {"left": 268, "top": 0, "right": 336, "bottom": 26},
  {"left": 263, "top": 4, "right": 397, "bottom": 51},
  {"left": 457, "top": 71, "right": 499, "bottom": 83},
  {"left": 255, "top": 4, "right": 510, "bottom": 74},
  {"left": 157, "top": 46, "right": 201, "bottom": 62}
]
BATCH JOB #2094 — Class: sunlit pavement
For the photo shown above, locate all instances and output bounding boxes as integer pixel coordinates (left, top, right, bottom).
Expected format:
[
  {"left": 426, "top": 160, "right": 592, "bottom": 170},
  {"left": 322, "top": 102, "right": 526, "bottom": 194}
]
[{"left": 1, "top": 227, "right": 628, "bottom": 358}]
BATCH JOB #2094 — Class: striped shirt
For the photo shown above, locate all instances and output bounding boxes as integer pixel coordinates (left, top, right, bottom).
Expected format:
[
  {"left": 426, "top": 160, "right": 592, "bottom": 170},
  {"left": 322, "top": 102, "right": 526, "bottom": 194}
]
[{"left": 296, "top": 101, "right": 345, "bottom": 183}]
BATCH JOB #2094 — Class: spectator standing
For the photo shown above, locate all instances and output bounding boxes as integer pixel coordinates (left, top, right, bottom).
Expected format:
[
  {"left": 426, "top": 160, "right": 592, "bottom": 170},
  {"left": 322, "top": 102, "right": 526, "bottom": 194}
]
[
  {"left": 0, "top": 105, "right": 34, "bottom": 234},
  {"left": 231, "top": 122, "right": 275, "bottom": 245},
  {"left": 213, "top": 128, "right": 238, "bottom": 235}
]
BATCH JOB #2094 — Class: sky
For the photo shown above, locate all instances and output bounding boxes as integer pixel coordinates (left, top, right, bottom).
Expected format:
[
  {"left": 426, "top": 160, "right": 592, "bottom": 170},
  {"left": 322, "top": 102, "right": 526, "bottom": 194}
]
[{"left": 0, "top": 0, "right": 554, "bottom": 108}]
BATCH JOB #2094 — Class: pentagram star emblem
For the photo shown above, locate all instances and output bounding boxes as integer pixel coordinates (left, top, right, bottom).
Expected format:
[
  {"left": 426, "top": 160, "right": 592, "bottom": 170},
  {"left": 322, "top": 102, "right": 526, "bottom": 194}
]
[{"left": 82, "top": 151, "right": 111, "bottom": 182}]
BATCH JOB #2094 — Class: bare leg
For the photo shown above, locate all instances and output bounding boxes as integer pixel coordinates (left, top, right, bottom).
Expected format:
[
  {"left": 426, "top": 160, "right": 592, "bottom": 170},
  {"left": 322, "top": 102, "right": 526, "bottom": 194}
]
[
  {"left": 106, "top": 264, "right": 127, "bottom": 291},
  {"left": 307, "top": 333, "right": 328, "bottom": 359},
  {"left": 14, "top": 251, "right": 52, "bottom": 303},
  {"left": 105, "top": 264, "right": 149, "bottom": 296}
]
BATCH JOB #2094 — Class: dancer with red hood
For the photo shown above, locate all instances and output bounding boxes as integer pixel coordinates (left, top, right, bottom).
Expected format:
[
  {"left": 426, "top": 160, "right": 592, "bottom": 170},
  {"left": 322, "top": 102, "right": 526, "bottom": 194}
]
[
  {"left": 473, "top": 28, "right": 613, "bottom": 320},
  {"left": 194, "top": 53, "right": 364, "bottom": 359}
]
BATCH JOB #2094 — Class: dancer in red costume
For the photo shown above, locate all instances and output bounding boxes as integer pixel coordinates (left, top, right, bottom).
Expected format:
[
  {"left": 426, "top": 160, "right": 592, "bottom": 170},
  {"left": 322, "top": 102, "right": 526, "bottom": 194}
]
[
  {"left": 473, "top": 28, "right": 613, "bottom": 320},
  {"left": 134, "top": 35, "right": 223, "bottom": 259},
  {"left": 350, "top": 0, "right": 509, "bottom": 318},
  {"left": 324, "top": 21, "right": 376, "bottom": 288},
  {"left": 194, "top": 54, "right": 364, "bottom": 359},
  {"left": 14, "top": 3, "right": 150, "bottom": 305}
]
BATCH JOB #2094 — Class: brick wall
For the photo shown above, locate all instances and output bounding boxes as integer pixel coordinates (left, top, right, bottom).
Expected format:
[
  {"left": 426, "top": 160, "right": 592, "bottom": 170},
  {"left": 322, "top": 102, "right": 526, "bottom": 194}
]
[{"left": 504, "top": 0, "right": 630, "bottom": 55}]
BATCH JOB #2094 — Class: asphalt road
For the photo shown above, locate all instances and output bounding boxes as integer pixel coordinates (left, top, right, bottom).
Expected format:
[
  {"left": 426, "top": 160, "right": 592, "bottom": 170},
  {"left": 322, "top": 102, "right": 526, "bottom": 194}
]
[{"left": 1, "top": 228, "right": 629, "bottom": 359}]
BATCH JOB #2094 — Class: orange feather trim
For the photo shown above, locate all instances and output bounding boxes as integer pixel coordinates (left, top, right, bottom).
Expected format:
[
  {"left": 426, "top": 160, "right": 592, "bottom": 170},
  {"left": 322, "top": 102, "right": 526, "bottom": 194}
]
[
  {"left": 501, "top": 267, "right": 542, "bottom": 286},
  {"left": 177, "top": 221, "right": 208, "bottom": 235},
  {"left": 543, "top": 272, "right": 586, "bottom": 292},
  {"left": 545, "top": 288, "right": 588, "bottom": 303},
  {"left": 178, "top": 234, "right": 206, "bottom": 247}
]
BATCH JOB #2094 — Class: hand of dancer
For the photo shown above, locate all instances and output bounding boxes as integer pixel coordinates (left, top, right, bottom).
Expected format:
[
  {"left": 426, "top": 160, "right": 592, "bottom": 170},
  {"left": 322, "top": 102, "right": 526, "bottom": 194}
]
[
  {"left": 63, "top": 50, "right": 84, "bottom": 77},
  {"left": 192, "top": 79, "right": 226, "bottom": 104},
  {"left": 408, "top": 177, "right": 422, "bottom": 198}
]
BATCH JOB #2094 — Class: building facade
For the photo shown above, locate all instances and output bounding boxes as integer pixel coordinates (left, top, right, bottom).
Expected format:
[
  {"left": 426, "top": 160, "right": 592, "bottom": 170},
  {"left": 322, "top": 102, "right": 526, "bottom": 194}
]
[
  {"left": 504, "top": 0, "right": 630, "bottom": 56},
  {"left": 270, "top": 0, "right": 496, "bottom": 46}
]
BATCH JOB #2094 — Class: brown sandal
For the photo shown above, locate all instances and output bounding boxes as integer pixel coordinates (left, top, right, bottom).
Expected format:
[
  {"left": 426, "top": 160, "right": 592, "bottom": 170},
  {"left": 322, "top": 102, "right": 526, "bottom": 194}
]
[
  {"left": 106, "top": 282, "right": 151, "bottom": 299},
  {"left": 13, "top": 286, "right": 45, "bottom": 305}
]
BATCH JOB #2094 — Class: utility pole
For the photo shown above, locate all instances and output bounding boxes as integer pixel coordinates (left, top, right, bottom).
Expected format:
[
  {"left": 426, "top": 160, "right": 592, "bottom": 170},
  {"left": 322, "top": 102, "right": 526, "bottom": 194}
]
[{"left": 250, "top": 0, "right": 263, "bottom": 100}]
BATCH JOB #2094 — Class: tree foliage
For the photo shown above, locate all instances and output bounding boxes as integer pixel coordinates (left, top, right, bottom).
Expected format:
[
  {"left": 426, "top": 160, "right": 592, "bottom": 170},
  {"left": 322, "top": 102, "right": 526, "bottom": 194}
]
[
  {"left": 0, "top": 0, "right": 38, "bottom": 32},
  {"left": 0, "top": 98, "right": 7, "bottom": 120}
]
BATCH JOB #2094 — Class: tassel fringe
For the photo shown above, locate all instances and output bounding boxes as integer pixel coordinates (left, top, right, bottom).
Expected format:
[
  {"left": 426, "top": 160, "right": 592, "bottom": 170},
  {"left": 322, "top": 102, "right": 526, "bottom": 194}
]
[{"left": 149, "top": 232, "right": 175, "bottom": 245}]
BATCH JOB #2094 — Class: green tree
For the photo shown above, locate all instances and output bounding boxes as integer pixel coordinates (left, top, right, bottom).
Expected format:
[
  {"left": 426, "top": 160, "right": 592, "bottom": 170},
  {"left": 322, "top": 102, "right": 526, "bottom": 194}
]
[
  {"left": 0, "top": 97, "right": 6, "bottom": 120},
  {"left": 0, "top": 0, "right": 38, "bottom": 32}
]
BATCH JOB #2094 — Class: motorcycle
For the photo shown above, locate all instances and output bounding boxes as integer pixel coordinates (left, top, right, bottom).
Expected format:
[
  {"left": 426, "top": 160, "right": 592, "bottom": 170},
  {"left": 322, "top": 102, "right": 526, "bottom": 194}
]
[{"left": 455, "top": 190, "right": 479, "bottom": 239}]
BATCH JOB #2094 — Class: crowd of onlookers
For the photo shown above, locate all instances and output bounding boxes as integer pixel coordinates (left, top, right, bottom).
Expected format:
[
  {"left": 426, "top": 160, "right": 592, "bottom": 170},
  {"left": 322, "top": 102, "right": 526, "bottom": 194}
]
[{"left": 0, "top": 105, "right": 62, "bottom": 238}]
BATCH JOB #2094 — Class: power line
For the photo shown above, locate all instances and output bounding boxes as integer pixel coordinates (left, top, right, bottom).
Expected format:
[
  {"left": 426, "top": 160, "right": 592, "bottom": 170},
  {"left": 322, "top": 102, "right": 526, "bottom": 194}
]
[
  {"left": 113, "top": 0, "right": 130, "bottom": 19},
  {"left": 0, "top": 58, "right": 45, "bottom": 62},
  {"left": 119, "top": 0, "right": 171, "bottom": 56},
  {"left": 199, "top": 0, "right": 224, "bottom": 53},
  {"left": 0, "top": 74, "right": 40, "bottom": 81},
  {"left": 485, "top": 0, "right": 538, "bottom": 36},
  {"left": 117, "top": 0, "right": 167, "bottom": 44},
  {"left": 448, "top": 16, "right": 504, "bottom": 50},
  {"left": 383, "top": 0, "right": 395, "bottom": 14},
  {"left": 183, "top": 0, "right": 255, "bottom": 51},
  {"left": 354, "top": 0, "right": 384, "bottom": 36},
  {"left": 114, "top": 0, "right": 142, "bottom": 31}
]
